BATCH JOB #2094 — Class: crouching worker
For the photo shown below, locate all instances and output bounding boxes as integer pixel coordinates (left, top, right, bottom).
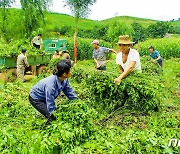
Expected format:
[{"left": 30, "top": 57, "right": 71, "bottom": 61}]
[{"left": 29, "top": 59, "right": 77, "bottom": 125}]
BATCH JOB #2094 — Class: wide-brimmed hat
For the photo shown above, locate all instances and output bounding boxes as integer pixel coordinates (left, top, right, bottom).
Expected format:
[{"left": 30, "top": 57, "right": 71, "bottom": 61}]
[
  {"left": 117, "top": 35, "right": 135, "bottom": 45},
  {"left": 91, "top": 39, "right": 99, "bottom": 45}
]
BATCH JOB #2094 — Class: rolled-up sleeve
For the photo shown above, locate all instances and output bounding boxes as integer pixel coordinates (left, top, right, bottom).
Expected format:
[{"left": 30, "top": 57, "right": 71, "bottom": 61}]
[
  {"left": 45, "top": 86, "right": 56, "bottom": 114},
  {"left": 63, "top": 80, "right": 77, "bottom": 100},
  {"left": 103, "top": 47, "right": 110, "bottom": 53}
]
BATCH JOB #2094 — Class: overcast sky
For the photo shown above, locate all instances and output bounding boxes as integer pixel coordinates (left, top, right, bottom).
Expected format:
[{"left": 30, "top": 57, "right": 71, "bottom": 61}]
[{"left": 13, "top": 0, "right": 179, "bottom": 21}]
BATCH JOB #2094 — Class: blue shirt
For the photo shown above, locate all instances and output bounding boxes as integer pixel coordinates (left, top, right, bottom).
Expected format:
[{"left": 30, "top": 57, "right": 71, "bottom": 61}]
[
  {"left": 30, "top": 75, "right": 77, "bottom": 114},
  {"left": 92, "top": 47, "right": 110, "bottom": 66},
  {"left": 92, "top": 47, "right": 109, "bottom": 61},
  {"left": 150, "top": 50, "right": 162, "bottom": 62}
]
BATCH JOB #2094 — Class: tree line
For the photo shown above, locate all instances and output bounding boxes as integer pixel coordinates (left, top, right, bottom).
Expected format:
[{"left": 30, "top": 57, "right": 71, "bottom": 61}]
[{"left": 0, "top": 0, "right": 178, "bottom": 44}]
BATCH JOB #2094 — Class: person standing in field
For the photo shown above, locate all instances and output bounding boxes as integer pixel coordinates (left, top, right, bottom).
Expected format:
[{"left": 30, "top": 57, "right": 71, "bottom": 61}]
[
  {"left": 60, "top": 50, "right": 71, "bottom": 60},
  {"left": 16, "top": 48, "right": 29, "bottom": 81},
  {"left": 52, "top": 50, "right": 61, "bottom": 59},
  {"left": 148, "top": 46, "right": 163, "bottom": 67},
  {"left": 31, "top": 34, "right": 43, "bottom": 49},
  {"left": 29, "top": 59, "right": 77, "bottom": 125},
  {"left": 92, "top": 39, "right": 117, "bottom": 70},
  {"left": 114, "top": 35, "right": 142, "bottom": 84}
]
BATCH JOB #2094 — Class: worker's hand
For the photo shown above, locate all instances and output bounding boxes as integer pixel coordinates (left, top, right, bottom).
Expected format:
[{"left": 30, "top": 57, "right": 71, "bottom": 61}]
[
  {"left": 152, "top": 59, "right": 156, "bottom": 63},
  {"left": 114, "top": 78, "right": 122, "bottom": 85},
  {"left": 119, "top": 70, "right": 123, "bottom": 73},
  {"left": 49, "top": 114, "right": 56, "bottom": 120},
  {"left": 96, "top": 63, "right": 100, "bottom": 68},
  {"left": 110, "top": 49, "right": 117, "bottom": 54}
]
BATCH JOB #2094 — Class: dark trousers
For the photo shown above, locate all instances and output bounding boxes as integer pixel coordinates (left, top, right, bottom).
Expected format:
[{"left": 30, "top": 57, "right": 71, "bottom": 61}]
[
  {"left": 158, "top": 60, "right": 162, "bottom": 67},
  {"left": 33, "top": 43, "right": 40, "bottom": 49},
  {"left": 29, "top": 95, "right": 50, "bottom": 118},
  {"left": 97, "top": 66, "right": 106, "bottom": 70}
]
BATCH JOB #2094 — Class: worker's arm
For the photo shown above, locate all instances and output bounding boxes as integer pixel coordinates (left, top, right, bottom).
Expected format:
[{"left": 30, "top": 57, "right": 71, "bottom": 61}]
[
  {"left": 63, "top": 79, "right": 77, "bottom": 100},
  {"left": 114, "top": 61, "right": 136, "bottom": 84},
  {"left": 119, "top": 65, "right": 124, "bottom": 73},
  {"left": 152, "top": 55, "right": 161, "bottom": 62},
  {"left": 40, "top": 42, "right": 42, "bottom": 49},
  {"left": 109, "top": 49, "right": 117, "bottom": 54},
  {"left": 94, "top": 58, "right": 100, "bottom": 68},
  {"left": 24, "top": 55, "right": 29, "bottom": 67},
  {"left": 45, "top": 86, "right": 56, "bottom": 114}
]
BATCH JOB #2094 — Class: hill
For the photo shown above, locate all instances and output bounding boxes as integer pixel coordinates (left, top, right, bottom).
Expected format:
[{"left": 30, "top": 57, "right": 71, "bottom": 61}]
[
  {"left": 46, "top": 12, "right": 180, "bottom": 32},
  {"left": 45, "top": 12, "right": 102, "bottom": 30},
  {"left": 46, "top": 12, "right": 160, "bottom": 30},
  {"left": 100, "top": 16, "right": 158, "bottom": 27},
  {"left": 1, "top": 8, "right": 179, "bottom": 30}
]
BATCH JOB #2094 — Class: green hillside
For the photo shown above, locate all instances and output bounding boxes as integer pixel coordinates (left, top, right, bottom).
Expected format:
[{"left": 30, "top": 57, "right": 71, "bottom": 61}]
[
  {"left": 46, "top": 13, "right": 159, "bottom": 30},
  {"left": 1, "top": 8, "right": 179, "bottom": 31},
  {"left": 46, "top": 13, "right": 180, "bottom": 31},
  {"left": 100, "top": 16, "right": 158, "bottom": 27},
  {"left": 45, "top": 12, "right": 102, "bottom": 30},
  {"left": 171, "top": 20, "right": 180, "bottom": 26}
]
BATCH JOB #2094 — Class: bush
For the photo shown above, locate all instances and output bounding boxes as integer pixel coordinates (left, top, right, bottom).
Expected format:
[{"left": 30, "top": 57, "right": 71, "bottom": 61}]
[
  {"left": 0, "top": 39, "right": 46, "bottom": 57},
  {"left": 71, "top": 67, "right": 163, "bottom": 113},
  {"left": 137, "top": 37, "right": 180, "bottom": 59}
]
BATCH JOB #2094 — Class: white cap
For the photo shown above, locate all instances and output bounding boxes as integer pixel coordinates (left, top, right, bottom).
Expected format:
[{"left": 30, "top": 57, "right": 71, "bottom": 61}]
[{"left": 91, "top": 39, "right": 99, "bottom": 45}]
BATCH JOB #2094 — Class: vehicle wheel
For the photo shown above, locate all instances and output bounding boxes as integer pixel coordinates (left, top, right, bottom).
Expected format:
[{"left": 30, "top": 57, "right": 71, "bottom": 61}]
[
  {"left": 5, "top": 68, "right": 17, "bottom": 82},
  {"left": 37, "top": 66, "right": 48, "bottom": 75}
]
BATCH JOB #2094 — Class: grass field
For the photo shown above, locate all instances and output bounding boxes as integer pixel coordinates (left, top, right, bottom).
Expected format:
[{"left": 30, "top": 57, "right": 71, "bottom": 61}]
[{"left": 0, "top": 57, "right": 179, "bottom": 153}]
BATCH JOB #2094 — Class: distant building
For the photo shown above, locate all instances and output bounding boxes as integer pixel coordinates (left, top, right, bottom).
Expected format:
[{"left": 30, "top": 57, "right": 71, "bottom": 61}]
[{"left": 164, "top": 33, "right": 171, "bottom": 38}]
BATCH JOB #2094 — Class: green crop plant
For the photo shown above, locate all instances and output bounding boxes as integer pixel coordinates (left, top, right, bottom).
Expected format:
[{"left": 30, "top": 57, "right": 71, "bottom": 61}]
[{"left": 137, "top": 37, "right": 180, "bottom": 59}]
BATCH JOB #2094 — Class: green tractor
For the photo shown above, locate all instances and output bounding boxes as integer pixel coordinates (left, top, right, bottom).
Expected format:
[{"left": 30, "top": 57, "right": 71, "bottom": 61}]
[{"left": 0, "top": 39, "right": 68, "bottom": 82}]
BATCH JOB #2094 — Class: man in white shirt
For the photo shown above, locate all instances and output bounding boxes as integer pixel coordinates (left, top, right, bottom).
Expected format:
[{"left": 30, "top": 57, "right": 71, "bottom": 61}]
[
  {"left": 114, "top": 35, "right": 142, "bottom": 84},
  {"left": 31, "top": 34, "right": 43, "bottom": 49}
]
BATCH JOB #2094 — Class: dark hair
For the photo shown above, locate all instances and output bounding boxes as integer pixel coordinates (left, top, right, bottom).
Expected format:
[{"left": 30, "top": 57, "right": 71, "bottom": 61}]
[
  {"left": 38, "top": 34, "right": 42, "bottom": 37},
  {"left": 55, "top": 50, "right": 59, "bottom": 55},
  {"left": 21, "top": 48, "right": 26, "bottom": 53},
  {"left": 62, "top": 50, "right": 69, "bottom": 53},
  {"left": 148, "top": 46, "right": 154, "bottom": 50},
  {"left": 53, "top": 59, "right": 71, "bottom": 77}
]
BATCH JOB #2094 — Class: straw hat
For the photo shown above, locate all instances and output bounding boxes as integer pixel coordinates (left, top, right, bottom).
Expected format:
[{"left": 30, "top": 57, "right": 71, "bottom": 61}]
[{"left": 117, "top": 35, "right": 135, "bottom": 45}]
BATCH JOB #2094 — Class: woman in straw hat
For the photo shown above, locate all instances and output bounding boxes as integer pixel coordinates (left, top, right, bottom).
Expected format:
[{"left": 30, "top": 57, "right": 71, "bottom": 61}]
[{"left": 114, "top": 35, "right": 142, "bottom": 84}]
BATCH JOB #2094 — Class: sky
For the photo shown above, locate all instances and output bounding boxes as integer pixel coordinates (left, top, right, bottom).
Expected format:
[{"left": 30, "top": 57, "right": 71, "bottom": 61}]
[{"left": 13, "top": 0, "right": 179, "bottom": 21}]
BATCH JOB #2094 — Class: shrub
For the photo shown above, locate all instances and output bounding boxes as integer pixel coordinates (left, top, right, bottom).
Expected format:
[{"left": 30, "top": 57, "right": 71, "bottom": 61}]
[
  {"left": 137, "top": 37, "right": 180, "bottom": 59},
  {"left": 71, "top": 67, "right": 163, "bottom": 113},
  {"left": 66, "top": 37, "right": 112, "bottom": 60}
]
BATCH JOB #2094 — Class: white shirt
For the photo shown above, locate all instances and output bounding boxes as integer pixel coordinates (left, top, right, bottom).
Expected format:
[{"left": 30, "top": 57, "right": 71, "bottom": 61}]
[
  {"left": 32, "top": 36, "right": 42, "bottom": 45},
  {"left": 116, "top": 48, "right": 142, "bottom": 72}
]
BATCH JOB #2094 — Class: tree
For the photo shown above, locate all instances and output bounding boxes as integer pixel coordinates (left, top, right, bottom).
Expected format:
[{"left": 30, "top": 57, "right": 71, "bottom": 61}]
[
  {"left": 0, "top": 0, "right": 15, "bottom": 42},
  {"left": 131, "top": 22, "right": 147, "bottom": 43},
  {"left": 20, "top": 0, "right": 52, "bottom": 38},
  {"left": 147, "top": 21, "right": 173, "bottom": 38},
  {"left": 107, "top": 21, "right": 133, "bottom": 44},
  {"left": 63, "top": 0, "right": 96, "bottom": 63}
]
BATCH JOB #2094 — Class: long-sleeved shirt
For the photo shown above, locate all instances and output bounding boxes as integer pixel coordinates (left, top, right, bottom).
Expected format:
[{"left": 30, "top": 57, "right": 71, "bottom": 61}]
[
  {"left": 16, "top": 53, "right": 28, "bottom": 68},
  {"left": 29, "top": 75, "right": 77, "bottom": 114}
]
